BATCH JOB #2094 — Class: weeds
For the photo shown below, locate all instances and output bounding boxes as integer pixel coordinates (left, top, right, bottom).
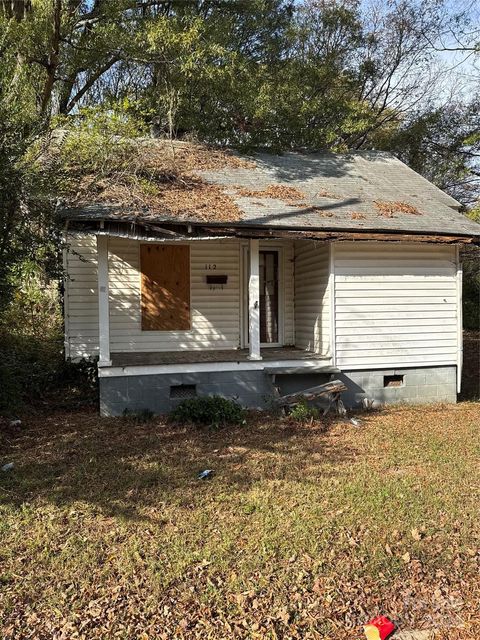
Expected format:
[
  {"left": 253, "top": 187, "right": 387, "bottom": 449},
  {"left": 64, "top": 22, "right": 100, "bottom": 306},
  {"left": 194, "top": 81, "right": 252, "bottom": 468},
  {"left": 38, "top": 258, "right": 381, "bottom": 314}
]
[{"left": 288, "top": 398, "right": 320, "bottom": 422}]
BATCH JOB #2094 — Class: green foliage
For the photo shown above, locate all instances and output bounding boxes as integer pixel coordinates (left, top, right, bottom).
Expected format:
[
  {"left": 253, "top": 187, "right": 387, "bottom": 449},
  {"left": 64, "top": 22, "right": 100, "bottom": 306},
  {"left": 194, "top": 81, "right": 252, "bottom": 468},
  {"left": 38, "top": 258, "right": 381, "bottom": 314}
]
[
  {"left": 0, "top": 330, "right": 99, "bottom": 416},
  {"left": 382, "top": 102, "right": 480, "bottom": 206},
  {"left": 170, "top": 396, "right": 246, "bottom": 429},
  {"left": 51, "top": 107, "right": 147, "bottom": 172},
  {"left": 0, "top": 268, "right": 97, "bottom": 415},
  {"left": 40, "top": 107, "right": 148, "bottom": 201},
  {"left": 134, "top": 0, "right": 400, "bottom": 150},
  {"left": 464, "top": 299, "right": 479, "bottom": 331},
  {"left": 0, "top": 260, "right": 62, "bottom": 337},
  {"left": 288, "top": 399, "right": 320, "bottom": 423},
  {"left": 468, "top": 206, "right": 480, "bottom": 224},
  {"left": 462, "top": 242, "right": 480, "bottom": 331}
]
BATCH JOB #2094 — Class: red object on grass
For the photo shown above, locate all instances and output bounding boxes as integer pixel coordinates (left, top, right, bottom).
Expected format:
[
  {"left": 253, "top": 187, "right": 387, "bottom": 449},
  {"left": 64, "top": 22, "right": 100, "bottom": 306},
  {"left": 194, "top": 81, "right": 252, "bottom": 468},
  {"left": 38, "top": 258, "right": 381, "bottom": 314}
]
[{"left": 363, "top": 616, "right": 396, "bottom": 640}]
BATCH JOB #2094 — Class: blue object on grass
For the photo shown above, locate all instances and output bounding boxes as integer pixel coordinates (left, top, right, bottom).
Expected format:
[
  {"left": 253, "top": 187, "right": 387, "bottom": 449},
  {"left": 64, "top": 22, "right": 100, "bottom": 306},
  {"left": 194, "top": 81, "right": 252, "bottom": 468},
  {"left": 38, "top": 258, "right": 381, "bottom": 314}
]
[{"left": 197, "top": 469, "right": 214, "bottom": 479}]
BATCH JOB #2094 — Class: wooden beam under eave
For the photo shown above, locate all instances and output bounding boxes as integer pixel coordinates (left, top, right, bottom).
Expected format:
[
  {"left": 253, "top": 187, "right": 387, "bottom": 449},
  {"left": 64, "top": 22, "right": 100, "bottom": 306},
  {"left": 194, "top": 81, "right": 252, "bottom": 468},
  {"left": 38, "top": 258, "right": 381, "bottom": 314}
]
[{"left": 195, "top": 226, "right": 479, "bottom": 245}]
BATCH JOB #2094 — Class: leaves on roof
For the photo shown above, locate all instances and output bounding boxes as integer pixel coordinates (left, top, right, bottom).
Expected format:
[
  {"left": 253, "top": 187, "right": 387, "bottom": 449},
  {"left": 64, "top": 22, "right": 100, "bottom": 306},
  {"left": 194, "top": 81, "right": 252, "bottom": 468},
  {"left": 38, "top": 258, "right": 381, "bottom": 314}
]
[
  {"left": 317, "top": 188, "right": 340, "bottom": 199},
  {"left": 76, "top": 174, "right": 243, "bottom": 223},
  {"left": 374, "top": 200, "right": 421, "bottom": 218},
  {"left": 55, "top": 137, "right": 251, "bottom": 222},
  {"left": 302, "top": 206, "right": 335, "bottom": 217},
  {"left": 235, "top": 184, "right": 307, "bottom": 205}
]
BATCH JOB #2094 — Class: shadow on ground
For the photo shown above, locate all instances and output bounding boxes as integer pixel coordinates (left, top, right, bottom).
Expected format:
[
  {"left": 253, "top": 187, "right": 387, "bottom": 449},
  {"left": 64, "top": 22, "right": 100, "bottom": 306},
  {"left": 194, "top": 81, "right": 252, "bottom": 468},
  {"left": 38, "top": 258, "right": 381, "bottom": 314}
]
[
  {"left": 459, "top": 331, "right": 480, "bottom": 401},
  {"left": 0, "top": 411, "right": 357, "bottom": 520}
]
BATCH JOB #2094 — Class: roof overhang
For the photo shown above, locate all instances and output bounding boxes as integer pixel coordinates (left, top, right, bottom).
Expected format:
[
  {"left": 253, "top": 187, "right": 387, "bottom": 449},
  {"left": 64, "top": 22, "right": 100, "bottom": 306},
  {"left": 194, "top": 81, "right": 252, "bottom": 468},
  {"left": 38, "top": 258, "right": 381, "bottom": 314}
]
[{"left": 64, "top": 216, "right": 480, "bottom": 245}]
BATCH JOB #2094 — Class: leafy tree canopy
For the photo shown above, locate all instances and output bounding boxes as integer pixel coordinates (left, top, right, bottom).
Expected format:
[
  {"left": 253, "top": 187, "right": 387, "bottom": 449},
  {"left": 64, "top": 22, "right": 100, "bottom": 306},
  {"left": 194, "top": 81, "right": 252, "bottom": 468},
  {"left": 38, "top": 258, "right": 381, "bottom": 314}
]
[{"left": 0, "top": 0, "right": 478, "bottom": 316}]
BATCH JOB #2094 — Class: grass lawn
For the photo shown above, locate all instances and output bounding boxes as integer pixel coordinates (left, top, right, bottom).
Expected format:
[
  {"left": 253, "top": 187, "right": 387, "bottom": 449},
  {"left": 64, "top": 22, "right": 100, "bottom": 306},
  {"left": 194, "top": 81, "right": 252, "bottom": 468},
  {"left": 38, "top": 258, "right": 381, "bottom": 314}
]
[{"left": 1, "top": 403, "right": 479, "bottom": 639}]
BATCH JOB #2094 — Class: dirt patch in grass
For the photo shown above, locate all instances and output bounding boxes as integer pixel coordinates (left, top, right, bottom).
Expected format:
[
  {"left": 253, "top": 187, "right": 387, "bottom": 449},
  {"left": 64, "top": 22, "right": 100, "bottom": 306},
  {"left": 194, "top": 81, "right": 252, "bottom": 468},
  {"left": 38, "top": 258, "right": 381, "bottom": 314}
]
[{"left": 1, "top": 404, "right": 479, "bottom": 638}]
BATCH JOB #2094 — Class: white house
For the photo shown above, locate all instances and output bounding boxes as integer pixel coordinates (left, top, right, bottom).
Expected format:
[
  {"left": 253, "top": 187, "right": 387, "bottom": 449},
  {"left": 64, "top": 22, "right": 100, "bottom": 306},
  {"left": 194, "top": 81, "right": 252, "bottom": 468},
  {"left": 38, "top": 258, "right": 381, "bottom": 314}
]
[{"left": 61, "top": 144, "right": 480, "bottom": 415}]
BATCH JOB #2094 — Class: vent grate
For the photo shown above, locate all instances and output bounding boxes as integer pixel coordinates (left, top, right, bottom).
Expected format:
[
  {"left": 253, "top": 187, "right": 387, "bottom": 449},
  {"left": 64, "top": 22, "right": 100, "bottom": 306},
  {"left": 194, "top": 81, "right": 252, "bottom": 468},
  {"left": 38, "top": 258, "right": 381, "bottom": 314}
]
[{"left": 170, "top": 384, "right": 197, "bottom": 399}]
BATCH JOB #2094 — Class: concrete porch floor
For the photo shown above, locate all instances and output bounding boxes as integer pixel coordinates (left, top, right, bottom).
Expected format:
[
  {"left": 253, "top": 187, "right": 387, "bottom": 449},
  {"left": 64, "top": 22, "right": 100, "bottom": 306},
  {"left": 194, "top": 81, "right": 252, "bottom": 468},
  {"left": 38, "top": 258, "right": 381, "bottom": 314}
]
[{"left": 110, "top": 347, "right": 328, "bottom": 367}]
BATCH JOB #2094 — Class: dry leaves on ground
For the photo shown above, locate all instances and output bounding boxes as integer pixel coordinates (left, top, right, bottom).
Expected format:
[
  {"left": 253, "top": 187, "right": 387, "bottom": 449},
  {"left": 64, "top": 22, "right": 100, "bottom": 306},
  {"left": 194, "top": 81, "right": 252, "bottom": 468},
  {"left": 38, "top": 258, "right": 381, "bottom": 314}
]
[{"left": 1, "top": 401, "right": 479, "bottom": 639}]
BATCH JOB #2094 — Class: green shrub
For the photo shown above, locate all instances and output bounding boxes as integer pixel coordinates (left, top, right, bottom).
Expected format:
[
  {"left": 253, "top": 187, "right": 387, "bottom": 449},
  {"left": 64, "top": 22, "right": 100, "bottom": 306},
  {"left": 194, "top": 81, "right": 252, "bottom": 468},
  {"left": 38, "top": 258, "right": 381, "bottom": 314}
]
[
  {"left": 288, "top": 398, "right": 320, "bottom": 422},
  {"left": 462, "top": 245, "right": 479, "bottom": 330},
  {"left": 0, "top": 331, "right": 98, "bottom": 416},
  {"left": 464, "top": 298, "right": 480, "bottom": 331},
  {"left": 0, "top": 332, "right": 61, "bottom": 414},
  {"left": 170, "top": 395, "right": 246, "bottom": 428}
]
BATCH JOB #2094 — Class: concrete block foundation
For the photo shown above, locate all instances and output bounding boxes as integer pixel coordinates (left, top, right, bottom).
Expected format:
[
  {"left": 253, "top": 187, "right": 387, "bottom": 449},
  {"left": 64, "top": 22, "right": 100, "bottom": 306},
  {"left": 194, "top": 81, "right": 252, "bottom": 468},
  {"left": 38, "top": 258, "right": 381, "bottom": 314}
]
[
  {"left": 338, "top": 366, "right": 457, "bottom": 407},
  {"left": 99, "top": 365, "right": 457, "bottom": 416},
  {"left": 99, "top": 370, "right": 276, "bottom": 417}
]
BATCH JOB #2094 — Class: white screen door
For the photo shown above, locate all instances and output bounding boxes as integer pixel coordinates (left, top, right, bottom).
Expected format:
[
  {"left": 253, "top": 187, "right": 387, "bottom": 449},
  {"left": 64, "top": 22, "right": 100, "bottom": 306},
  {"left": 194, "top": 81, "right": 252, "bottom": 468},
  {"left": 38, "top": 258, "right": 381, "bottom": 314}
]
[{"left": 243, "top": 247, "right": 283, "bottom": 347}]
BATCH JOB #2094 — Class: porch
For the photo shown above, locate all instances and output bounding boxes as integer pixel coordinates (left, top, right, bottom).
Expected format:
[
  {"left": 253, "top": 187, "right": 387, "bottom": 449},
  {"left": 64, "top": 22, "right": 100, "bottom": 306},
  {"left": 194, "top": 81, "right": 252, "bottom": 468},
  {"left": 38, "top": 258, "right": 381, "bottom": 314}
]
[
  {"left": 95, "top": 236, "right": 333, "bottom": 370},
  {"left": 109, "top": 347, "right": 331, "bottom": 368},
  {"left": 100, "top": 348, "right": 340, "bottom": 417}
]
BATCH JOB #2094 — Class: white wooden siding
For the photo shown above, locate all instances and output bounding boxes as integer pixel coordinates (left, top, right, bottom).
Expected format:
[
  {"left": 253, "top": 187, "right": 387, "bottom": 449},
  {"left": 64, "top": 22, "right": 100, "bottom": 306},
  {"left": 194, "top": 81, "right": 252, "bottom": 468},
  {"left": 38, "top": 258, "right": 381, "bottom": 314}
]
[
  {"left": 64, "top": 233, "right": 99, "bottom": 359},
  {"left": 109, "top": 238, "right": 241, "bottom": 352},
  {"left": 334, "top": 242, "right": 459, "bottom": 368},
  {"left": 294, "top": 241, "right": 331, "bottom": 356},
  {"left": 65, "top": 235, "right": 295, "bottom": 358}
]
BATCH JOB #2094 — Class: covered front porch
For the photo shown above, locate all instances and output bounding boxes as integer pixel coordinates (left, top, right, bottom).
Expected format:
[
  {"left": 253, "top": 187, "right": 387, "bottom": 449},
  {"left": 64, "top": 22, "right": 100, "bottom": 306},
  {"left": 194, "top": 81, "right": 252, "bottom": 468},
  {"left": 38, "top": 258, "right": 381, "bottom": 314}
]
[
  {"left": 92, "top": 234, "right": 335, "bottom": 414},
  {"left": 95, "top": 235, "right": 333, "bottom": 371}
]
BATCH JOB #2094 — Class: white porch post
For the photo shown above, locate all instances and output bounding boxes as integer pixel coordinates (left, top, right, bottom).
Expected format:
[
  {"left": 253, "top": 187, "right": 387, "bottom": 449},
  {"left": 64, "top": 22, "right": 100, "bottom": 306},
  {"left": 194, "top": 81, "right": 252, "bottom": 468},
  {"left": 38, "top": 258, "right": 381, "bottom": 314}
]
[
  {"left": 456, "top": 245, "right": 463, "bottom": 393},
  {"left": 97, "top": 234, "right": 111, "bottom": 367},
  {"left": 248, "top": 239, "right": 262, "bottom": 360}
]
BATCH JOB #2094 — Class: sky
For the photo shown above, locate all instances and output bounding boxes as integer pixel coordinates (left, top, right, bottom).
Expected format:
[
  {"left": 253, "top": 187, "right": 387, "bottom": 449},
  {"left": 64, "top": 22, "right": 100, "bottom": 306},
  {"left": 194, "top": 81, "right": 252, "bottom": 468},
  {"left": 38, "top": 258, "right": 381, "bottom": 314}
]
[{"left": 435, "top": 0, "right": 479, "bottom": 100}]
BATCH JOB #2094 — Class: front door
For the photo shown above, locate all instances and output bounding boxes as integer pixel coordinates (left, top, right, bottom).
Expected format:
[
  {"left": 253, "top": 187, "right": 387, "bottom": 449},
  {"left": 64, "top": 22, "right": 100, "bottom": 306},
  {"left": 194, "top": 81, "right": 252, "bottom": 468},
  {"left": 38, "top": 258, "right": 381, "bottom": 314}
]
[
  {"left": 259, "top": 250, "right": 279, "bottom": 344},
  {"left": 243, "top": 246, "right": 283, "bottom": 348}
]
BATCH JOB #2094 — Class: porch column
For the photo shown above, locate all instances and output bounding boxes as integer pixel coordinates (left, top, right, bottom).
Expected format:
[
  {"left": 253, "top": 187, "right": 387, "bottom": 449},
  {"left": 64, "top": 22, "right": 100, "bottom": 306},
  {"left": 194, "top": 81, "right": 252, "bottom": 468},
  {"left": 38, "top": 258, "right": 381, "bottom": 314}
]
[
  {"left": 97, "top": 234, "right": 112, "bottom": 367},
  {"left": 248, "top": 239, "right": 262, "bottom": 360}
]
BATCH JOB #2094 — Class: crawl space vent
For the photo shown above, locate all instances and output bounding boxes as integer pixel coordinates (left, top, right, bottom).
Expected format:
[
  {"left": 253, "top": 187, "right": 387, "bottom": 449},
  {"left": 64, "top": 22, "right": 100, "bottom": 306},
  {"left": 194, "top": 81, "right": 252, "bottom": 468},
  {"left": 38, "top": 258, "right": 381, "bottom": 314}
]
[
  {"left": 383, "top": 374, "right": 404, "bottom": 388},
  {"left": 170, "top": 384, "right": 197, "bottom": 399}
]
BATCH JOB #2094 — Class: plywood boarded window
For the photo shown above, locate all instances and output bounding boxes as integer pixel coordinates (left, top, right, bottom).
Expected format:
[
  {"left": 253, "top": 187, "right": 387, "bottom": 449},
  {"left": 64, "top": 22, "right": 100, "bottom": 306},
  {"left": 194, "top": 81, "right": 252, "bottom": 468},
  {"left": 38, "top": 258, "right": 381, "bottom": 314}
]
[{"left": 140, "top": 244, "right": 191, "bottom": 331}]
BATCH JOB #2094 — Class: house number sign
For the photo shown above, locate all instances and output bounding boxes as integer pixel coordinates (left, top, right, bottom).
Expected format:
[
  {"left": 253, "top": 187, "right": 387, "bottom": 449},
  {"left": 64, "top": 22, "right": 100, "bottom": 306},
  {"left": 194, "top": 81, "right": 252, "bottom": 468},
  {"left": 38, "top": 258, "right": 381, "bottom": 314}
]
[{"left": 205, "top": 265, "right": 228, "bottom": 290}]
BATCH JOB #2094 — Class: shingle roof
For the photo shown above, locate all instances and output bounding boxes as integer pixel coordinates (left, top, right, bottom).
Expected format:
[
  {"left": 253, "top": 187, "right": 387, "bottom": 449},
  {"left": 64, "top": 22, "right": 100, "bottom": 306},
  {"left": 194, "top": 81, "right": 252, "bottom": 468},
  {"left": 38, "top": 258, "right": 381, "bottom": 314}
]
[{"left": 61, "top": 148, "right": 480, "bottom": 238}]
